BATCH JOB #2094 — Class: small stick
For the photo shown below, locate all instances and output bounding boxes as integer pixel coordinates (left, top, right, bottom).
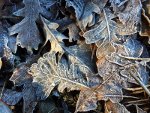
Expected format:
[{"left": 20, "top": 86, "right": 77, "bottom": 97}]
[
  {"left": 118, "top": 54, "right": 150, "bottom": 62},
  {"left": 128, "top": 68, "right": 150, "bottom": 96},
  {"left": 125, "top": 85, "right": 150, "bottom": 91}
]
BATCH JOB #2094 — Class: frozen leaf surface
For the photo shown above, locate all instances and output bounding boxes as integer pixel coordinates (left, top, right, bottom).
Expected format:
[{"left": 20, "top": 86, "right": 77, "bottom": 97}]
[
  {"left": 76, "top": 81, "right": 123, "bottom": 112},
  {"left": 83, "top": 8, "right": 117, "bottom": 45},
  {"left": 30, "top": 51, "right": 97, "bottom": 100},
  {"left": 117, "top": 0, "right": 142, "bottom": 35},
  {"left": 65, "top": 0, "right": 85, "bottom": 20},
  {"left": 42, "top": 17, "right": 96, "bottom": 72},
  {"left": 8, "top": 0, "right": 43, "bottom": 52},
  {"left": 77, "top": 1, "right": 100, "bottom": 31},
  {"left": 105, "top": 101, "right": 130, "bottom": 113},
  {"left": 2, "top": 89, "right": 22, "bottom": 105},
  {"left": 10, "top": 62, "right": 38, "bottom": 113}
]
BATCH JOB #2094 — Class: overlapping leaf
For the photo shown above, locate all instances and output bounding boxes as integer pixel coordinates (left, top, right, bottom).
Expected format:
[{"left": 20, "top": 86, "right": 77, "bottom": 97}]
[
  {"left": 140, "top": 0, "right": 150, "bottom": 43},
  {"left": 9, "top": 55, "right": 40, "bottom": 113},
  {"left": 1, "top": 0, "right": 149, "bottom": 113},
  {"left": 0, "top": 21, "right": 15, "bottom": 71},
  {"left": 2, "top": 89, "right": 22, "bottom": 106},
  {"left": 116, "top": 0, "right": 142, "bottom": 35},
  {"left": 65, "top": 0, "right": 85, "bottom": 20},
  {"left": 77, "top": 1, "right": 100, "bottom": 31},
  {"left": 9, "top": 64, "right": 37, "bottom": 113},
  {"left": 41, "top": 17, "right": 96, "bottom": 72},
  {"left": 83, "top": 8, "right": 117, "bottom": 45},
  {"left": 76, "top": 36, "right": 149, "bottom": 112},
  {"left": 30, "top": 51, "right": 98, "bottom": 100},
  {"left": 8, "top": 0, "right": 43, "bottom": 53},
  {"left": 76, "top": 80, "right": 123, "bottom": 112},
  {"left": 105, "top": 101, "right": 130, "bottom": 113}
]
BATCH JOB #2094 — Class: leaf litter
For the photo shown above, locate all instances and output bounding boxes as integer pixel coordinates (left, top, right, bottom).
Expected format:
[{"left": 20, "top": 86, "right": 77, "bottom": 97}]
[{"left": 0, "top": 0, "right": 150, "bottom": 113}]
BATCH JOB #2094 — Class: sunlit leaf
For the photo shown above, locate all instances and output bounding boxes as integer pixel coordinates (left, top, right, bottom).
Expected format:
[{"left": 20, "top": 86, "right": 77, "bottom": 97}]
[{"left": 30, "top": 51, "right": 98, "bottom": 100}]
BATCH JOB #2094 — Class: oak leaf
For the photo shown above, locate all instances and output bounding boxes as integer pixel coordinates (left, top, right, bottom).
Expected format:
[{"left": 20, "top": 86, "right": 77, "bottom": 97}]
[
  {"left": 83, "top": 8, "right": 117, "bottom": 45},
  {"left": 75, "top": 80, "right": 123, "bottom": 112},
  {"left": 8, "top": 0, "right": 43, "bottom": 53},
  {"left": 41, "top": 17, "right": 96, "bottom": 72},
  {"left": 30, "top": 51, "right": 97, "bottom": 100}
]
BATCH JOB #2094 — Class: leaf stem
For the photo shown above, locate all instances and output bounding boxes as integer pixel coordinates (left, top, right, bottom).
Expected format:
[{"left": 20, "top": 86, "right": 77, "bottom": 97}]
[
  {"left": 128, "top": 68, "right": 150, "bottom": 96},
  {"left": 103, "top": 9, "right": 111, "bottom": 42}
]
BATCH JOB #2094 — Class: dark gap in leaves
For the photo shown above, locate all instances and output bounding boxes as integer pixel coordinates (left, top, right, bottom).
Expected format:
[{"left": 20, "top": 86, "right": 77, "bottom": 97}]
[
  {"left": 11, "top": 0, "right": 23, "bottom": 4},
  {"left": 98, "top": 100, "right": 105, "bottom": 112},
  {"left": 138, "top": 35, "right": 150, "bottom": 49},
  {"left": 0, "top": 77, "right": 5, "bottom": 87},
  {"left": 13, "top": 85, "right": 23, "bottom": 92},
  {"left": 105, "top": 1, "right": 111, "bottom": 8},
  {"left": 66, "top": 6, "right": 76, "bottom": 18},
  {"left": 62, "top": 29, "right": 69, "bottom": 37},
  {"left": 94, "top": 13, "right": 101, "bottom": 24},
  {"left": 63, "top": 39, "right": 77, "bottom": 47},
  {"left": 1, "top": 57, "right": 14, "bottom": 72},
  {"left": 112, "top": 17, "right": 119, "bottom": 22},
  {"left": 33, "top": 105, "right": 39, "bottom": 113},
  {"left": 126, "top": 105, "right": 137, "bottom": 113},
  {"left": 62, "top": 90, "right": 79, "bottom": 112},
  {"left": 5, "top": 80, "right": 14, "bottom": 89},
  {"left": 60, "top": 0, "right": 66, "bottom": 7},
  {"left": 55, "top": 52, "right": 60, "bottom": 63},
  {"left": 15, "top": 46, "right": 28, "bottom": 62},
  {"left": 58, "top": 0, "right": 72, "bottom": 17},
  {"left": 56, "top": 10, "right": 66, "bottom": 20},
  {"left": 41, "top": 41, "right": 51, "bottom": 55},
  {"left": 7, "top": 16, "right": 24, "bottom": 26},
  {"left": 11, "top": 98, "right": 23, "bottom": 113}
]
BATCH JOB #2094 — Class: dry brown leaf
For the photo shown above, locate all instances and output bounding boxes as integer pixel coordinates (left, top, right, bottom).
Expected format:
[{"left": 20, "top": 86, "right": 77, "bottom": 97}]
[
  {"left": 139, "top": 0, "right": 150, "bottom": 42},
  {"left": 117, "top": 0, "right": 142, "bottom": 35},
  {"left": 30, "top": 51, "right": 98, "bottom": 100},
  {"left": 76, "top": 80, "right": 123, "bottom": 112},
  {"left": 105, "top": 101, "right": 130, "bottom": 113},
  {"left": 83, "top": 8, "right": 117, "bottom": 45}
]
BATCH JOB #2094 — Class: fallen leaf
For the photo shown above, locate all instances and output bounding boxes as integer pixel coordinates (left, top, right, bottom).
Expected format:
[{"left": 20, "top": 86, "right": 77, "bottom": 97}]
[
  {"left": 83, "top": 8, "right": 117, "bottom": 45},
  {"left": 76, "top": 80, "right": 123, "bottom": 112},
  {"left": 30, "top": 51, "right": 97, "bottom": 100},
  {"left": 105, "top": 101, "right": 130, "bottom": 113},
  {"left": 8, "top": 0, "right": 43, "bottom": 53},
  {"left": 42, "top": 17, "right": 96, "bottom": 72},
  {"left": 117, "top": 0, "right": 142, "bottom": 35},
  {"left": 1, "top": 89, "right": 22, "bottom": 105}
]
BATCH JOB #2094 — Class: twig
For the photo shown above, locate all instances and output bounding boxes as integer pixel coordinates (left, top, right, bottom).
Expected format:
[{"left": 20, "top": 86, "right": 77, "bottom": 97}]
[
  {"left": 128, "top": 67, "right": 150, "bottom": 96},
  {"left": 118, "top": 54, "right": 150, "bottom": 62}
]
